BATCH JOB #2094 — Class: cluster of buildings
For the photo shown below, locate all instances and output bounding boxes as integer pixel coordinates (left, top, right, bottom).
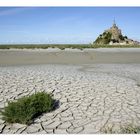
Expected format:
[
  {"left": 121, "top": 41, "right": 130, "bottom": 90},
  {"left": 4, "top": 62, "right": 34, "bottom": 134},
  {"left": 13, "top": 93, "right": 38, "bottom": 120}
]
[{"left": 94, "top": 21, "right": 140, "bottom": 45}]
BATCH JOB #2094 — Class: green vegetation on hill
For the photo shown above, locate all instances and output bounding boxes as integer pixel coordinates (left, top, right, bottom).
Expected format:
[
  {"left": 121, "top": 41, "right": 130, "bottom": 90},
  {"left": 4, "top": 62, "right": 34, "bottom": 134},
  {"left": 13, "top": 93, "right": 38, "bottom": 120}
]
[
  {"left": 94, "top": 31, "right": 130, "bottom": 45},
  {"left": 0, "top": 92, "right": 56, "bottom": 124},
  {"left": 94, "top": 32, "right": 112, "bottom": 44}
]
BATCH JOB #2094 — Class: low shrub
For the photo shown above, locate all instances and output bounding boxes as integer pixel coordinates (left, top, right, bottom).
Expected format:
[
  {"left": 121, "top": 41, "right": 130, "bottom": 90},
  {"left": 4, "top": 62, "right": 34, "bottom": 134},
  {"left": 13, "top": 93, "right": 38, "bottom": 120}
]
[
  {"left": 0, "top": 92, "right": 55, "bottom": 125},
  {"left": 121, "top": 125, "right": 140, "bottom": 134},
  {"left": 102, "top": 124, "right": 140, "bottom": 134}
]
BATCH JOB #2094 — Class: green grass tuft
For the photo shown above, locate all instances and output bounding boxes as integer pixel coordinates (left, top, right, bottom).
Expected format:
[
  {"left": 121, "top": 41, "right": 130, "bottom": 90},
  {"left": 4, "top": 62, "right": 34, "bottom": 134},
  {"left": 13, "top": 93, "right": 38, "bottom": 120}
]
[
  {"left": 121, "top": 125, "right": 140, "bottom": 134},
  {"left": 102, "top": 124, "right": 140, "bottom": 134},
  {"left": 0, "top": 92, "right": 55, "bottom": 125}
]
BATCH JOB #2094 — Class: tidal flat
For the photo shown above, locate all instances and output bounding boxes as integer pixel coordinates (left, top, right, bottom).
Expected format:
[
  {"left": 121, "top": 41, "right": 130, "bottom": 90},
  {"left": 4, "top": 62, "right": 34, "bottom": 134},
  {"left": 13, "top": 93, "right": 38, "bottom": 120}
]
[{"left": 0, "top": 48, "right": 140, "bottom": 133}]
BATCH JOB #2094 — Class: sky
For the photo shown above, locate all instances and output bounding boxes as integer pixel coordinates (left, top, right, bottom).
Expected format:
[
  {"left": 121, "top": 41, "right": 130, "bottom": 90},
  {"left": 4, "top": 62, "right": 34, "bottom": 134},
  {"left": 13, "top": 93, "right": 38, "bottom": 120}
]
[{"left": 0, "top": 7, "right": 140, "bottom": 44}]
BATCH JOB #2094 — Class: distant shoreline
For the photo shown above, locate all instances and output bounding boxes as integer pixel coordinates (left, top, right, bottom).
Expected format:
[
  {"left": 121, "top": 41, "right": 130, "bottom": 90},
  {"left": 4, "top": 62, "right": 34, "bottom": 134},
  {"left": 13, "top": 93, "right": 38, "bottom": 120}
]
[
  {"left": 1, "top": 48, "right": 140, "bottom": 66},
  {"left": 0, "top": 44, "right": 140, "bottom": 50},
  {"left": 1, "top": 47, "right": 140, "bottom": 52}
]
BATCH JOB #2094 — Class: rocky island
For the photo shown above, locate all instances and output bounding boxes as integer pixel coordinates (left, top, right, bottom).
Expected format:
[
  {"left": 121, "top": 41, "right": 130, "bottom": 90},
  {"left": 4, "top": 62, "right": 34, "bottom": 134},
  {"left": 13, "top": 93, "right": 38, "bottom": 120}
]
[{"left": 94, "top": 20, "right": 140, "bottom": 45}]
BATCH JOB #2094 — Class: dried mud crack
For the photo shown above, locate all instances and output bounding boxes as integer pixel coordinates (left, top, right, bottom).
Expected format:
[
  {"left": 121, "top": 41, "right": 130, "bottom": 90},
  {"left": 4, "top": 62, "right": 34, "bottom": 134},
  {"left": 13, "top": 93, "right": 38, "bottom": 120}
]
[{"left": 0, "top": 64, "right": 140, "bottom": 134}]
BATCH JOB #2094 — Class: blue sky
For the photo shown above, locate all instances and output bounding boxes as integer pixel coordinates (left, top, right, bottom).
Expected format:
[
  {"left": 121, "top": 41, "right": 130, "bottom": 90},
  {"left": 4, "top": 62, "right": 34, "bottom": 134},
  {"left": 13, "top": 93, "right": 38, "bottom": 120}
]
[{"left": 0, "top": 7, "right": 140, "bottom": 44}]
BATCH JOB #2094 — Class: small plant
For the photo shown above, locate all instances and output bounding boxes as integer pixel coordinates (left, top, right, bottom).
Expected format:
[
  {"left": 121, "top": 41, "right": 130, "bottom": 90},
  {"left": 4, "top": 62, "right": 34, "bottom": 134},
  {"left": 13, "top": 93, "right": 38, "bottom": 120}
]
[
  {"left": 121, "top": 125, "right": 140, "bottom": 134},
  {"left": 102, "top": 124, "right": 140, "bottom": 134},
  {"left": 101, "top": 127, "right": 115, "bottom": 134},
  {"left": 124, "top": 36, "right": 128, "bottom": 39},
  {"left": 119, "top": 35, "right": 125, "bottom": 41},
  {"left": 60, "top": 47, "right": 65, "bottom": 50},
  {"left": 0, "top": 92, "right": 55, "bottom": 125}
]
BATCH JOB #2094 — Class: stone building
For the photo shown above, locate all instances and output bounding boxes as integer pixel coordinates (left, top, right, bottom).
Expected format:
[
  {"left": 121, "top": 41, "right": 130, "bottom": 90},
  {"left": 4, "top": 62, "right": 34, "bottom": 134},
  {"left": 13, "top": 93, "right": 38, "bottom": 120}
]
[{"left": 105, "top": 20, "right": 122, "bottom": 41}]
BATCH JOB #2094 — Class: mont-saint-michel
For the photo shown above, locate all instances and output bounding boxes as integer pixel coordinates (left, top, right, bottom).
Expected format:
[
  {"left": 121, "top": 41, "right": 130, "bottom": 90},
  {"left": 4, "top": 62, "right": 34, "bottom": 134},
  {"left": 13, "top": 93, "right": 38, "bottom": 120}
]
[
  {"left": 94, "top": 21, "right": 140, "bottom": 45},
  {"left": 0, "top": 7, "right": 140, "bottom": 134}
]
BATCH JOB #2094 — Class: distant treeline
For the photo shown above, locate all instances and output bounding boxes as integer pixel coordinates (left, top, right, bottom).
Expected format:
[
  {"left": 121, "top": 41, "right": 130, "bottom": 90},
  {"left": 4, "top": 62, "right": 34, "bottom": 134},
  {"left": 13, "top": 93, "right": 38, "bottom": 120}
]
[{"left": 0, "top": 44, "right": 140, "bottom": 50}]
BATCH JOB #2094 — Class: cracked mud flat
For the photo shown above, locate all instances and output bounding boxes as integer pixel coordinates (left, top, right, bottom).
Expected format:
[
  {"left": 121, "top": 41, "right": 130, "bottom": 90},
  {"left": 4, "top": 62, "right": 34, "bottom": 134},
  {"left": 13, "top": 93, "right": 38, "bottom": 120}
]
[{"left": 0, "top": 64, "right": 140, "bottom": 134}]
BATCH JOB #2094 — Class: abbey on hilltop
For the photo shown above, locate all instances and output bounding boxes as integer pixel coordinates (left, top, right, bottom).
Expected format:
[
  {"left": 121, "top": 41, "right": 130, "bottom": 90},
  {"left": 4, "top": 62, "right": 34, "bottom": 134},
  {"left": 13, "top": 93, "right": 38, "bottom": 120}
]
[{"left": 94, "top": 20, "right": 139, "bottom": 45}]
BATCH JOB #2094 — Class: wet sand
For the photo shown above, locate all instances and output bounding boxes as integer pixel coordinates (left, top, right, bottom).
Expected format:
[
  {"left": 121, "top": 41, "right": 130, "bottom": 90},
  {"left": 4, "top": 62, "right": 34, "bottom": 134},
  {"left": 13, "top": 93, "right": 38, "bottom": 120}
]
[{"left": 0, "top": 48, "right": 140, "bottom": 66}]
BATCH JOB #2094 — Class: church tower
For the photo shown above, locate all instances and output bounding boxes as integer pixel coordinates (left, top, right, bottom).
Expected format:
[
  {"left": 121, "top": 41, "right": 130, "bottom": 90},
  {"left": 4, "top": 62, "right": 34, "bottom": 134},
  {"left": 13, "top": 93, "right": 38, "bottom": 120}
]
[
  {"left": 113, "top": 19, "right": 117, "bottom": 27},
  {"left": 108, "top": 20, "right": 122, "bottom": 41}
]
